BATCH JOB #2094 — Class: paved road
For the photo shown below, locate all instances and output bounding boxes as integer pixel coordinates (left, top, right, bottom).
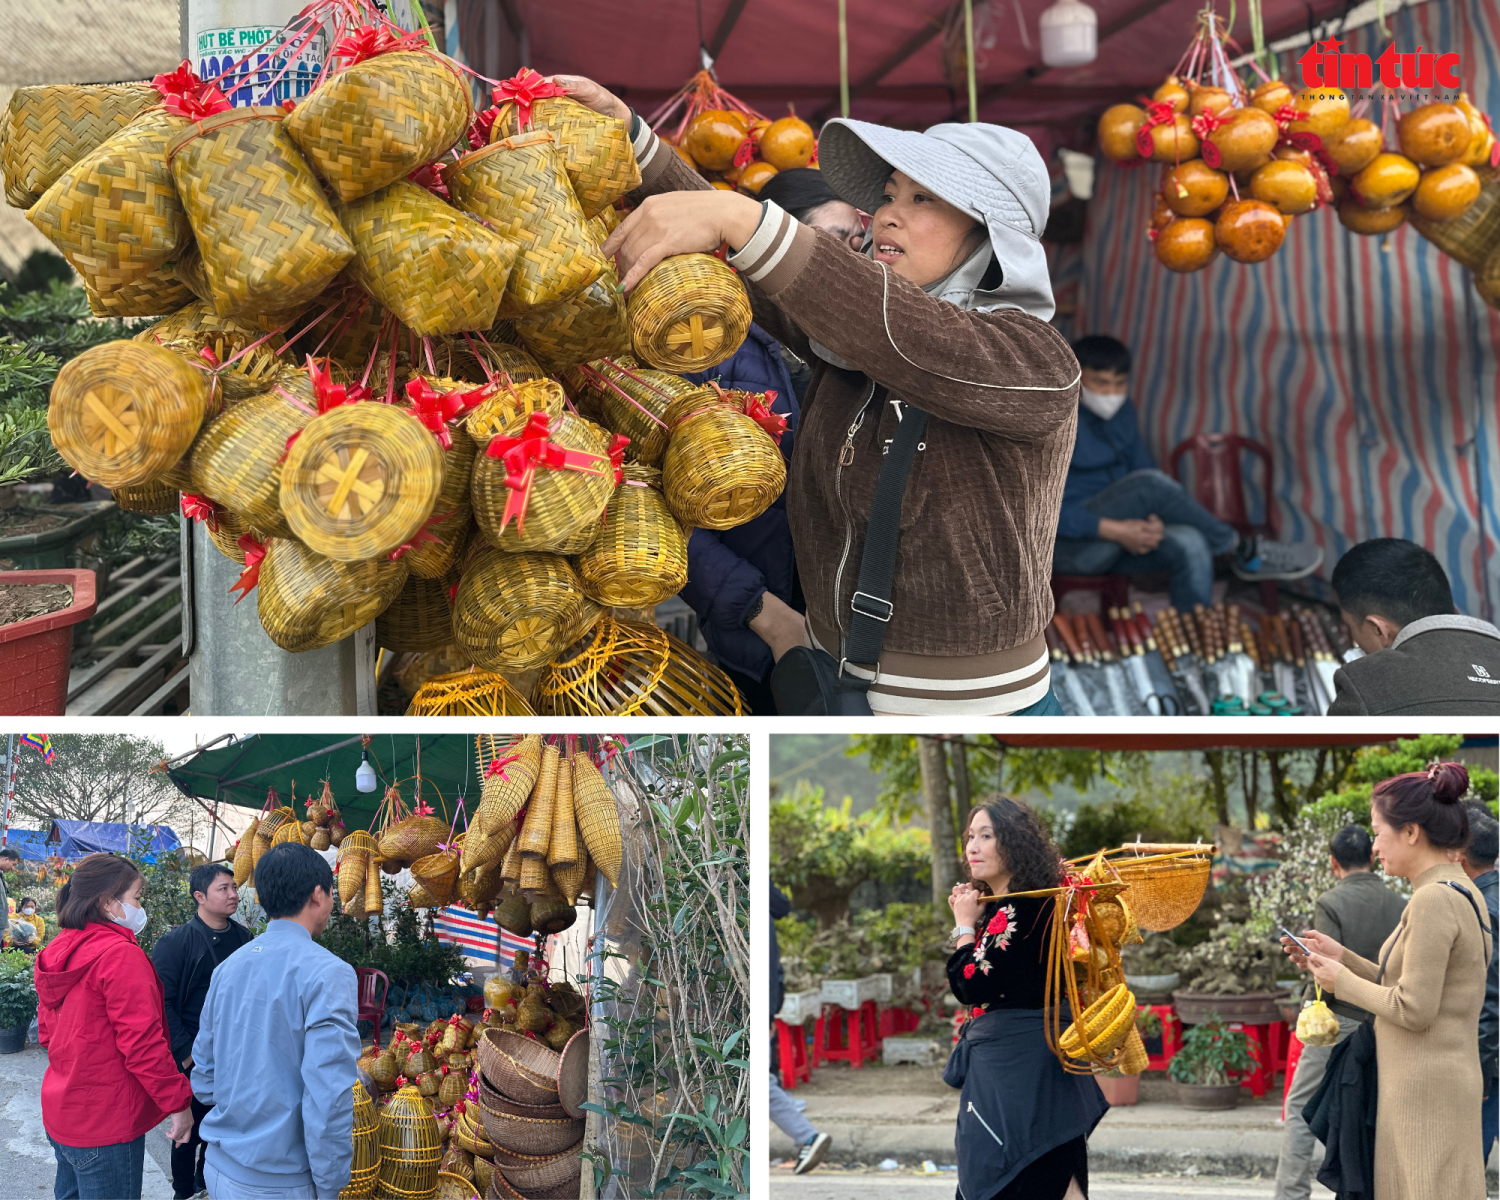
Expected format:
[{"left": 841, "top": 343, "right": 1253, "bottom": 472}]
[{"left": 770, "top": 1173, "right": 1336, "bottom": 1199}]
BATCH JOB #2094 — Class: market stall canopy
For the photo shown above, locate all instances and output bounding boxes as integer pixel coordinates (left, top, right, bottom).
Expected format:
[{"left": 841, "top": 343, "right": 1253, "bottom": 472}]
[
  {"left": 993, "top": 733, "right": 1499, "bottom": 749},
  {"left": 0, "top": 828, "right": 57, "bottom": 860},
  {"left": 44, "top": 819, "right": 181, "bottom": 861}
]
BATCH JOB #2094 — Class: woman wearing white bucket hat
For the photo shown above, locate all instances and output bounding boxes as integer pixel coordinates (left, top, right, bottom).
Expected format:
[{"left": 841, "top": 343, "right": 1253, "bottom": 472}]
[{"left": 558, "top": 78, "right": 1082, "bottom": 716}]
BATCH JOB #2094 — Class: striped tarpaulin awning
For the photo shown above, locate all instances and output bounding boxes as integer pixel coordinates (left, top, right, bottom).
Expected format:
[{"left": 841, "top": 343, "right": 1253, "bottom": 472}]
[{"left": 436, "top": 905, "right": 547, "bottom": 966}]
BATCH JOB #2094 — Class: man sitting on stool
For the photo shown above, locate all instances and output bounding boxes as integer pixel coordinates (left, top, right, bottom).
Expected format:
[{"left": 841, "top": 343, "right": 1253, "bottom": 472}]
[{"left": 1052, "top": 335, "right": 1322, "bottom": 609}]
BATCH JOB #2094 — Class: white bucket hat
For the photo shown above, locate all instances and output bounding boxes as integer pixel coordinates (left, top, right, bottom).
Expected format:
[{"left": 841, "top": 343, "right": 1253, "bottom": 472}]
[{"left": 817, "top": 119, "right": 1056, "bottom": 320}]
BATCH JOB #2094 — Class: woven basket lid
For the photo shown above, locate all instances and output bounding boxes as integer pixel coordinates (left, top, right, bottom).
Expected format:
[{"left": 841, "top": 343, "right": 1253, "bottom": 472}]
[{"left": 555, "top": 1029, "right": 588, "bottom": 1118}]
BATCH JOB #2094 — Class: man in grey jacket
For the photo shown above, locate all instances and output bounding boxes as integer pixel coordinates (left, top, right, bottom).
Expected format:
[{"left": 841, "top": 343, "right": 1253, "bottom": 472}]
[
  {"left": 192, "top": 842, "right": 359, "bottom": 1199},
  {"left": 1273, "top": 824, "right": 1407, "bottom": 1200}
]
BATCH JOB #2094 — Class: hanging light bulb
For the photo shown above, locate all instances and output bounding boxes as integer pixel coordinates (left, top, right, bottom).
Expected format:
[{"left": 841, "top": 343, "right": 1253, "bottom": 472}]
[
  {"left": 1039, "top": 0, "right": 1097, "bottom": 68},
  {"left": 355, "top": 750, "right": 377, "bottom": 793}
]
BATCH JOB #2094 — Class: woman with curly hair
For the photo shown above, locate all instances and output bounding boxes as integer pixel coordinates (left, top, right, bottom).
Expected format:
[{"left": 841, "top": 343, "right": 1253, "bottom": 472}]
[{"left": 946, "top": 795, "right": 1107, "bottom": 1200}]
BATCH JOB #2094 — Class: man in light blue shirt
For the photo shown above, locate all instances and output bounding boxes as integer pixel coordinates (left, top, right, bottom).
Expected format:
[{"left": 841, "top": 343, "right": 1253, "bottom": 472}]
[{"left": 192, "top": 843, "right": 359, "bottom": 1199}]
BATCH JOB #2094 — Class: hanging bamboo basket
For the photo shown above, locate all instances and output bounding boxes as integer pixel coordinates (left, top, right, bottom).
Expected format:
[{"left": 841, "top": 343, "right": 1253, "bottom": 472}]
[
  {"left": 563, "top": 359, "right": 701, "bottom": 467},
  {"left": 661, "top": 389, "right": 785, "bottom": 529},
  {"left": 280, "top": 401, "right": 445, "bottom": 562},
  {"left": 431, "top": 338, "right": 545, "bottom": 390},
  {"left": 3, "top": 82, "right": 157, "bottom": 207},
  {"left": 167, "top": 107, "right": 353, "bottom": 318},
  {"left": 135, "top": 300, "right": 291, "bottom": 403},
  {"left": 377, "top": 571, "right": 458, "bottom": 654},
  {"left": 188, "top": 384, "right": 313, "bottom": 539},
  {"left": 511, "top": 260, "right": 631, "bottom": 373},
  {"left": 284, "top": 50, "right": 471, "bottom": 202},
  {"left": 111, "top": 478, "right": 179, "bottom": 515},
  {"left": 1108, "top": 844, "right": 1215, "bottom": 932},
  {"left": 256, "top": 537, "right": 409, "bottom": 653},
  {"left": 1410, "top": 165, "right": 1500, "bottom": 270},
  {"left": 574, "top": 464, "right": 687, "bottom": 608},
  {"left": 405, "top": 669, "right": 537, "bottom": 717},
  {"left": 474, "top": 733, "right": 542, "bottom": 839},
  {"left": 337, "top": 180, "right": 518, "bottom": 336},
  {"left": 411, "top": 846, "right": 462, "bottom": 908},
  {"left": 443, "top": 131, "right": 607, "bottom": 311},
  {"left": 400, "top": 378, "right": 480, "bottom": 578},
  {"left": 628, "top": 253, "right": 751, "bottom": 372},
  {"left": 570, "top": 754, "right": 621, "bottom": 888},
  {"left": 492, "top": 95, "right": 639, "bottom": 219},
  {"left": 452, "top": 546, "right": 598, "bottom": 672},
  {"left": 48, "top": 340, "right": 211, "bottom": 489},
  {"left": 465, "top": 379, "right": 565, "bottom": 444}
]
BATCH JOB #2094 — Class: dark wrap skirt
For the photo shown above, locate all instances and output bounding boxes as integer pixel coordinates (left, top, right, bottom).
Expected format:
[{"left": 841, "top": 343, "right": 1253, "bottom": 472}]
[{"left": 945, "top": 1008, "right": 1110, "bottom": 1200}]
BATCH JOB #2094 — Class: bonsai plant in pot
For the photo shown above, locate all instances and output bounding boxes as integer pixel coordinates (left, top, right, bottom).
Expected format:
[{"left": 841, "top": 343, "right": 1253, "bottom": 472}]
[
  {"left": 1097, "top": 1008, "right": 1161, "bottom": 1106},
  {"left": 1167, "top": 1017, "right": 1254, "bottom": 1110},
  {"left": 0, "top": 948, "right": 38, "bottom": 1053},
  {"left": 1172, "top": 894, "right": 1283, "bottom": 1024}
]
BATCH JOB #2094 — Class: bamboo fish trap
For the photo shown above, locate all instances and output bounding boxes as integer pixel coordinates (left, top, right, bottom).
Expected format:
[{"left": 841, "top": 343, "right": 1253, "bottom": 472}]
[
  {"left": 48, "top": 340, "right": 211, "bottom": 489},
  {"left": 377, "top": 572, "right": 458, "bottom": 654},
  {"left": 570, "top": 753, "right": 622, "bottom": 888},
  {"left": 443, "top": 131, "right": 607, "bottom": 311},
  {"left": 574, "top": 465, "right": 688, "bottom": 608},
  {"left": 188, "top": 384, "right": 312, "bottom": 539},
  {"left": 345, "top": 1082, "right": 380, "bottom": 1199},
  {"left": 3, "top": 82, "right": 157, "bottom": 207},
  {"left": 511, "top": 265, "right": 631, "bottom": 374},
  {"left": 405, "top": 668, "right": 537, "bottom": 717},
  {"left": 491, "top": 94, "right": 640, "bottom": 218},
  {"left": 337, "top": 180, "right": 518, "bottom": 336},
  {"left": 284, "top": 50, "right": 471, "bottom": 202},
  {"left": 280, "top": 401, "right": 445, "bottom": 562},
  {"left": 628, "top": 253, "right": 751, "bottom": 372},
  {"left": 474, "top": 733, "right": 542, "bottom": 838},
  {"left": 256, "top": 537, "right": 409, "bottom": 653},
  {"left": 167, "top": 107, "right": 353, "bottom": 318},
  {"left": 563, "top": 359, "right": 704, "bottom": 467},
  {"left": 452, "top": 547, "right": 599, "bottom": 672},
  {"left": 376, "top": 1086, "right": 443, "bottom": 1199},
  {"left": 661, "top": 390, "right": 785, "bottom": 529}
]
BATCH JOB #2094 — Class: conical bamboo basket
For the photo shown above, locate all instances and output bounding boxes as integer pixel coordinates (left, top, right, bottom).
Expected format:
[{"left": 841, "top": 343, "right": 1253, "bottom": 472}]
[
  {"left": 661, "top": 390, "right": 785, "bottom": 529},
  {"left": 563, "top": 360, "right": 702, "bottom": 467},
  {"left": 443, "top": 131, "right": 607, "bottom": 311},
  {"left": 570, "top": 753, "right": 622, "bottom": 888},
  {"left": 376, "top": 1085, "right": 444, "bottom": 1199},
  {"left": 400, "top": 379, "right": 478, "bottom": 579},
  {"left": 337, "top": 180, "right": 518, "bottom": 336},
  {"left": 256, "top": 537, "right": 409, "bottom": 654},
  {"left": 474, "top": 733, "right": 542, "bottom": 833},
  {"left": 405, "top": 669, "right": 537, "bottom": 717},
  {"left": 492, "top": 96, "right": 639, "bottom": 219},
  {"left": 364, "top": 855, "right": 384, "bottom": 913},
  {"left": 232, "top": 818, "right": 258, "bottom": 886},
  {"left": 377, "top": 571, "right": 458, "bottom": 654},
  {"left": 48, "top": 340, "right": 211, "bottom": 489},
  {"left": 284, "top": 50, "right": 471, "bottom": 202},
  {"left": 346, "top": 1081, "right": 380, "bottom": 1199},
  {"left": 188, "top": 384, "right": 312, "bottom": 538},
  {"left": 167, "top": 107, "right": 353, "bottom": 317},
  {"left": 280, "top": 401, "right": 445, "bottom": 562},
  {"left": 547, "top": 759, "right": 577, "bottom": 869},
  {"left": 512, "top": 262, "right": 631, "bottom": 373},
  {"left": 629, "top": 253, "right": 751, "bottom": 372},
  {"left": 465, "top": 380, "right": 565, "bottom": 444},
  {"left": 552, "top": 852, "right": 589, "bottom": 907},
  {"left": 519, "top": 744, "right": 560, "bottom": 860},
  {"left": 338, "top": 849, "right": 369, "bottom": 906},
  {"left": 111, "top": 478, "right": 179, "bottom": 515},
  {"left": 452, "top": 546, "right": 599, "bottom": 672},
  {"left": 3, "top": 82, "right": 157, "bottom": 206},
  {"left": 574, "top": 464, "right": 687, "bottom": 608}
]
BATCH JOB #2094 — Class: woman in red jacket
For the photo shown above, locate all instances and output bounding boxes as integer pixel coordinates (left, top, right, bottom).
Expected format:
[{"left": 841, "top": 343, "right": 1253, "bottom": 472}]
[{"left": 36, "top": 854, "right": 193, "bottom": 1200}]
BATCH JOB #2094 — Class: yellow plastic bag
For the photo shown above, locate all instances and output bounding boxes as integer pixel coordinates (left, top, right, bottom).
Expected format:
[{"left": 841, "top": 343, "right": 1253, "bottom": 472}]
[{"left": 1296, "top": 985, "right": 1341, "bottom": 1046}]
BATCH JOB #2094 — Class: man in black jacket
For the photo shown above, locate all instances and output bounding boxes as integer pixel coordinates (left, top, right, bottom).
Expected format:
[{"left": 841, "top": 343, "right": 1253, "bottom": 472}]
[{"left": 152, "top": 862, "right": 253, "bottom": 1200}]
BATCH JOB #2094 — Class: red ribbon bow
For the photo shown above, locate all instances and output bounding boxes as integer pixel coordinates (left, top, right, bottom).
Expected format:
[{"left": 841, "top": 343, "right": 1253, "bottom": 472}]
[
  {"left": 412, "top": 801, "right": 434, "bottom": 818},
  {"left": 1190, "top": 108, "right": 1229, "bottom": 140},
  {"left": 484, "top": 412, "right": 618, "bottom": 535},
  {"left": 1271, "top": 103, "right": 1309, "bottom": 134},
  {"left": 468, "top": 106, "right": 500, "bottom": 150},
  {"left": 386, "top": 511, "right": 450, "bottom": 562},
  {"left": 405, "top": 378, "right": 495, "bottom": 449},
  {"left": 407, "top": 161, "right": 450, "bottom": 200},
  {"left": 733, "top": 132, "right": 758, "bottom": 169},
  {"left": 332, "top": 23, "right": 427, "bottom": 66},
  {"left": 485, "top": 753, "right": 521, "bottom": 780},
  {"left": 151, "top": 61, "right": 231, "bottom": 121},
  {"left": 307, "top": 355, "right": 371, "bottom": 415},
  {"left": 180, "top": 493, "right": 222, "bottom": 532},
  {"left": 741, "top": 390, "right": 787, "bottom": 445},
  {"left": 492, "top": 69, "right": 568, "bottom": 131},
  {"left": 1134, "top": 98, "right": 1177, "bottom": 157},
  {"left": 229, "top": 535, "right": 266, "bottom": 605}
]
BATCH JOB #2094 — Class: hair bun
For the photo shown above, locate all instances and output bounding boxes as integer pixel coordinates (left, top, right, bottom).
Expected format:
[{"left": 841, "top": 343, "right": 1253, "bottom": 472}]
[{"left": 1427, "top": 761, "right": 1469, "bottom": 803}]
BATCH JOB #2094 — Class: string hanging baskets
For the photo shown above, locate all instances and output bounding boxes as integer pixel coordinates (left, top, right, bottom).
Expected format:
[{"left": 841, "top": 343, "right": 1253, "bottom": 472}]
[
  {"left": 511, "top": 264, "right": 632, "bottom": 374},
  {"left": 405, "top": 669, "right": 537, "bottom": 717},
  {"left": 188, "top": 385, "right": 311, "bottom": 539},
  {"left": 570, "top": 753, "right": 623, "bottom": 887},
  {"left": 575, "top": 464, "right": 688, "bottom": 608},
  {"left": 661, "top": 389, "right": 785, "bottom": 529},
  {"left": 3, "top": 82, "right": 158, "bottom": 206},
  {"left": 452, "top": 547, "right": 599, "bottom": 672},
  {"left": 256, "top": 537, "right": 409, "bottom": 654},
  {"left": 628, "top": 253, "right": 751, "bottom": 372},
  {"left": 377, "top": 572, "right": 458, "bottom": 654},
  {"left": 491, "top": 94, "right": 640, "bottom": 218},
  {"left": 563, "top": 359, "right": 703, "bottom": 468}
]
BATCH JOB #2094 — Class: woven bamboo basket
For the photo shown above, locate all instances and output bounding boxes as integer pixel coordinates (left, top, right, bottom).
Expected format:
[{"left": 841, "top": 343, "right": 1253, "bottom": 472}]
[
  {"left": 346, "top": 1081, "right": 381, "bottom": 1199},
  {"left": 300, "top": 279, "right": 398, "bottom": 368},
  {"left": 465, "top": 380, "right": 564, "bottom": 447},
  {"left": 1110, "top": 845, "right": 1214, "bottom": 932},
  {"left": 575, "top": 465, "right": 688, "bottom": 608},
  {"left": 405, "top": 881, "right": 440, "bottom": 909},
  {"left": 629, "top": 253, "right": 751, "bottom": 373},
  {"left": 567, "top": 359, "right": 700, "bottom": 467},
  {"left": 48, "top": 339, "right": 211, "bottom": 489},
  {"left": 232, "top": 818, "right": 258, "bottom": 886},
  {"left": 379, "top": 814, "right": 451, "bottom": 864},
  {"left": 492, "top": 96, "right": 639, "bottom": 219},
  {"left": 571, "top": 753, "right": 622, "bottom": 888},
  {"left": 439, "top": 1145, "right": 475, "bottom": 1186},
  {"left": 82, "top": 268, "right": 194, "bottom": 319},
  {"left": 443, "top": 132, "right": 607, "bottom": 311},
  {"left": 284, "top": 50, "right": 471, "bottom": 202},
  {"left": 479, "top": 1106, "right": 582, "bottom": 1158},
  {"left": 473, "top": 733, "right": 542, "bottom": 847},
  {"left": 512, "top": 262, "right": 631, "bottom": 373},
  {"left": 3, "top": 83, "right": 157, "bottom": 207},
  {"left": 483, "top": 1171, "right": 523, "bottom": 1200},
  {"left": 497, "top": 1148, "right": 581, "bottom": 1196},
  {"left": 1410, "top": 165, "right": 1500, "bottom": 269},
  {"left": 519, "top": 744, "right": 560, "bottom": 859},
  {"left": 272, "top": 816, "right": 306, "bottom": 846},
  {"left": 428, "top": 339, "right": 544, "bottom": 390},
  {"left": 476, "top": 1029, "right": 561, "bottom": 1108},
  {"left": 471, "top": 1156, "right": 494, "bottom": 1198},
  {"left": 26, "top": 106, "right": 193, "bottom": 311},
  {"left": 401, "top": 382, "right": 478, "bottom": 579},
  {"left": 434, "top": 1172, "right": 479, "bottom": 1200},
  {"left": 338, "top": 849, "right": 369, "bottom": 906},
  {"left": 338, "top": 181, "right": 518, "bottom": 336},
  {"left": 478, "top": 1072, "right": 568, "bottom": 1122},
  {"left": 548, "top": 759, "right": 577, "bottom": 869},
  {"left": 1117, "top": 1024, "right": 1149, "bottom": 1076},
  {"left": 377, "top": 572, "right": 457, "bottom": 654},
  {"left": 410, "top": 846, "right": 462, "bottom": 908},
  {"left": 376, "top": 1086, "right": 443, "bottom": 1199},
  {"left": 661, "top": 390, "right": 785, "bottom": 530},
  {"left": 259, "top": 804, "right": 297, "bottom": 841},
  {"left": 167, "top": 107, "right": 353, "bottom": 317},
  {"left": 552, "top": 854, "right": 589, "bottom": 908},
  {"left": 281, "top": 401, "right": 445, "bottom": 562},
  {"left": 406, "top": 668, "right": 536, "bottom": 717},
  {"left": 487, "top": 1141, "right": 581, "bottom": 1173},
  {"left": 452, "top": 546, "right": 598, "bottom": 672},
  {"left": 451, "top": 1103, "right": 494, "bottom": 1157},
  {"left": 111, "top": 477, "right": 179, "bottom": 515},
  {"left": 471, "top": 411, "right": 617, "bottom": 554},
  {"left": 136, "top": 300, "right": 291, "bottom": 402},
  {"left": 1478, "top": 242, "right": 1500, "bottom": 310},
  {"left": 188, "top": 384, "right": 312, "bottom": 538},
  {"left": 256, "top": 537, "right": 409, "bottom": 653}
]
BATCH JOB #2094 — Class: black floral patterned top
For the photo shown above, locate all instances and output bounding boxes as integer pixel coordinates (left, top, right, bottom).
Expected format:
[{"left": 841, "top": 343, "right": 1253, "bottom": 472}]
[{"left": 946, "top": 894, "right": 1055, "bottom": 1014}]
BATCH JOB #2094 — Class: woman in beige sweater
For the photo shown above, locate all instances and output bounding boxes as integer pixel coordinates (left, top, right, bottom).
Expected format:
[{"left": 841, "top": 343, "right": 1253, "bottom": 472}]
[{"left": 1288, "top": 762, "right": 1493, "bottom": 1200}]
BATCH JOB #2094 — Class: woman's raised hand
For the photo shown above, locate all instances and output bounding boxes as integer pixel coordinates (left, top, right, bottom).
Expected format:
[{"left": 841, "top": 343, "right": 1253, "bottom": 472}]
[
  {"left": 602, "top": 192, "right": 764, "bottom": 292},
  {"left": 949, "top": 882, "right": 985, "bottom": 930},
  {"left": 545, "top": 75, "right": 630, "bottom": 124}
]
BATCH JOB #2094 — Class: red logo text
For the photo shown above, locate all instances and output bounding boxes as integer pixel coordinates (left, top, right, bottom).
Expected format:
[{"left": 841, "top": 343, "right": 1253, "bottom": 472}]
[{"left": 1297, "top": 38, "right": 1461, "bottom": 89}]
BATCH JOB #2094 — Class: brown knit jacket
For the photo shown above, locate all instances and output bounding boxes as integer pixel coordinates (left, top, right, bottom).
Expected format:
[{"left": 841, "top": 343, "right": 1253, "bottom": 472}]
[{"left": 630, "top": 132, "right": 1080, "bottom": 659}]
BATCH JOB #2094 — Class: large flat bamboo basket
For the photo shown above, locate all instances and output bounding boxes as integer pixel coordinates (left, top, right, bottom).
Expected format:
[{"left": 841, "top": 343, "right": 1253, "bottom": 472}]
[
  {"left": 284, "top": 50, "right": 471, "bottom": 202},
  {"left": 49, "top": 340, "right": 211, "bottom": 489},
  {"left": 111, "top": 477, "right": 180, "bottom": 515},
  {"left": 188, "top": 384, "right": 313, "bottom": 538},
  {"left": 493, "top": 96, "right": 639, "bottom": 219},
  {"left": 465, "top": 380, "right": 564, "bottom": 444},
  {"left": 27, "top": 107, "right": 193, "bottom": 306},
  {"left": 377, "top": 571, "right": 457, "bottom": 653},
  {"left": 452, "top": 546, "right": 597, "bottom": 672},
  {"left": 661, "top": 391, "right": 785, "bottom": 529},
  {"left": 168, "top": 107, "right": 353, "bottom": 318},
  {"left": 477, "top": 1029, "right": 561, "bottom": 1107},
  {"left": 629, "top": 253, "right": 751, "bottom": 373},
  {"left": 406, "top": 668, "right": 536, "bottom": 716},
  {"left": 338, "top": 180, "right": 518, "bottom": 337},
  {"left": 575, "top": 465, "right": 687, "bottom": 608},
  {"left": 401, "top": 379, "right": 479, "bottom": 578},
  {"left": 281, "top": 401, "right": 446, "bottom": 562},
  {"left": 564, "top": 360, "right": 704, "bottom": 467},
  {"left": 1410, "top": 165, "right": 1500, "bottom": 270},
  {"left": 443, "top": 132, "right": 607, "bottom": 312},
  {"left": 471, "top": 411, "right": 616, "bottom": 553},
  {"left": 4, "top": 83, "right": 158, "bottom": 207},
  {"left": 257, "top": 537, "right": 409, "bottom": 653},
  {"left": 536, "top": 617, "right": 744, "bottom": 716},
  {"left": 512, "top": 265, "right": 631, "bottom": 374},
  {"left": 1109, "top": 844, "right": 1215, "bottom": 932}
]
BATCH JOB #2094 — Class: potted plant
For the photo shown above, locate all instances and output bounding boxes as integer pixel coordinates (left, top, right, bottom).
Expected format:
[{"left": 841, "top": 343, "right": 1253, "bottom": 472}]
[
  {"left": 1172, "top": 908, "right": 1284, "bottom": 1025},
  {"left": 1167, "top": 1017, "right": 1253, "bottom": 1110},
  {"left": 1097, "top": 1009, "right": 1161, "bottom": 1106},
  {"left": 0, "top": 567, "right": 97, "bottom": 713},
  {"left": 0, "top": 948, "right": 38, "bottom": 1053}
]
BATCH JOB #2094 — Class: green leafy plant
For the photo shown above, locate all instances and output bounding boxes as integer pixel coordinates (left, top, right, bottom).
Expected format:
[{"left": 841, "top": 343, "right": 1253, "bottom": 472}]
[
  {"left": 128, "top": 849, "right": 202, "bottom": 960},
  {"left": 0, "top": 948, "right": 38, "bottom": 1029},
  {"left": 1136, "top": 1007, "right": 1162, "bottom": 1039},
  {"left": 317, "top": 879, "right": 466, "bottom": 988},
  {"left": 1168, "top": 1018, "right": 1254, "bottom": 1086}
]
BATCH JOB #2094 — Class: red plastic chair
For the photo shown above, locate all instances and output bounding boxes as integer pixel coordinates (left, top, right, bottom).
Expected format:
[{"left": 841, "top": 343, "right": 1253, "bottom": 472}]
[
  {"left": 1168, "top": 433, "right": 1280, "bottom": 613},
  {"left": 356, "top": 968, "right": 390, "bottom": 1047}
]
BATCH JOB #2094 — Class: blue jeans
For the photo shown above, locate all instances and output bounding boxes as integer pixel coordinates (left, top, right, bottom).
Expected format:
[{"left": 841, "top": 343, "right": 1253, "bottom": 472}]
[
  {"left": 769, "top": 1071, "right": 818, "bottom": 1145},
  {"left": 49, "top": 1134, "right": 144, "bottom": 1200},
  {"left": 1484, "top": 1076, "right": 1497, "bottom": 1165},
  {"left": 1053, "top": 470, "right": 1240, "bottom": 611}
]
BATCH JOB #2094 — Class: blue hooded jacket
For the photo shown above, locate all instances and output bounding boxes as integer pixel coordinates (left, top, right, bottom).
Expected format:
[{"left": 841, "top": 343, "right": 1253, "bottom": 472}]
[
  {"left": 1057, "top": 398, "right": 1155, "bottom": 540},
  {"left": 680, "top": 324, "right": 800, "bottom": 682}
]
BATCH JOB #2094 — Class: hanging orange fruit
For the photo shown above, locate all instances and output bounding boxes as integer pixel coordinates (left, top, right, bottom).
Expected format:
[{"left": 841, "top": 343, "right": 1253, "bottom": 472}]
[
  {"left": 1155, "top": 218, "right": 1218, "bottom": 272},
  {"left": 760, "top": 116, "right": 816, "bottom": 171},
  {"left": 687, "top": 111, "right": 749, "bottom": 172},
  {"left": 1215, "top": 199, "right": 1285, "bottom": 263},
  {"left": 1339, "top": 199, "right": 1408, "bottom": 235},
  {"left": 1249, "top": 160, "right": 1318, "bottom": 216},
  {"left": 738, "top": 161, "right": 779, "bottom": 193},
  {"left": 1098, "top": 105, "right": 1148, "bottom": 162},
  {"left": 1287, "top": 88, "right": 1349, "bottom": 143},
  {"left": 1250, "top": 79, "right": 1294, "bottom": 116},
  {"left": 1352, "top": 153, "right": 1421, "bottom": 209},
  {"left": 1455, "top": 94, "right": 1497, "bottom": 167},
  {"left": 1145, "top": 114, "right": 1200, "bottom": 163},
  {"left": 1162, "top": 160, "right": 1228, "bottom": 217},
  {"left": 1153, "top": 77, "right": 1191, "bottom": 114},
  {"left": 1189, "top": 84, "right": 1234, "bottom": 119},
  {"left": 1398, "top": 103, "right": 1472, "bottom": 167},
  {"left": 1203, "top": 108, "right": 1278, "bottom": 173},
  {"left": 1411, "top": 162, "right": 1482, "bottom": 221},
  {"left": 1323, "top": 118, "right": 1382, "bottom": 176}
]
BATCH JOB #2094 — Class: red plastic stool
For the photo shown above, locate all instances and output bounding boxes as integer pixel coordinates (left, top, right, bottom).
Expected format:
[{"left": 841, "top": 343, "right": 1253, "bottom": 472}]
[
  {"left": 1143, "top": 1004, "right": 1183, "bottom": 1072},
  {"left": 775, "top": 1018, "right": 812, "bottom": 1091},
  {"left": 814, "top": 1000, "right": 882, "bottom": 1069},
  {"left": 1282, "top": 1031, "right": 1305, "bottom": 1121},
  {"left": 879, "top": 1006, "right": 920, "bottom": 1038},
  {"left": 1228, "top": 1021, "right": 1273, "bottom": 1097}
]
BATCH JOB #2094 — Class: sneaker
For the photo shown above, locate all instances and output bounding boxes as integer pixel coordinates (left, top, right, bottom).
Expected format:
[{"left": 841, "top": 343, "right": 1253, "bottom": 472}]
[
  {"left": 1232, "top": 536, "right": 1324, "bottom": 582},
  {"left": 793, "top": 1131, "right": 832, "bottom": 1175}
]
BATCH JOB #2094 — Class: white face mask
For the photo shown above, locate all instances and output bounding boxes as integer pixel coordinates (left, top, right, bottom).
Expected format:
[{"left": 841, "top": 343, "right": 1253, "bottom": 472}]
[
  {"left": 113, "top": 900, "right": 149, "bottom": 935},
  {"left": 1080, "top": 387, "right": 1128, "bottom": 421}
]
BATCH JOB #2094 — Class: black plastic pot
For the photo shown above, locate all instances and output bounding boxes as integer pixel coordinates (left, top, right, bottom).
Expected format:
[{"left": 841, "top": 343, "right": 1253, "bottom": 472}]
[{"left": 0, "top": 1023, "right": 27, "bottom": 1054}]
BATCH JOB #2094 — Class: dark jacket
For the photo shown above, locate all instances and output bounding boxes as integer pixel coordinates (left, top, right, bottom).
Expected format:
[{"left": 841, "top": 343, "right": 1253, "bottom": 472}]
[
  {"left": 1311, "top": 871, "right": 1408, "bottom": 1021},
  {"left": 771, "top": 883, "right": 791, "bottom": 1020},
  {"left": 1057, "top": 399, "right": 1156, "bottom": 540},
  {"left": 151, "top": 914, "right": 253, "bottom": 1068},
  {"left": 1304, "top": 1019, "right": 1378, "bottom": 1200},
  {"left": 1329, "top": 615, "right": 1500, "bottom": 715},
  {"left": 1476, "top": 868, "right": 1498, "bottom": 1081},
  {"left": 680, "top": 326, "right": 802, "bottom": 684}
]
